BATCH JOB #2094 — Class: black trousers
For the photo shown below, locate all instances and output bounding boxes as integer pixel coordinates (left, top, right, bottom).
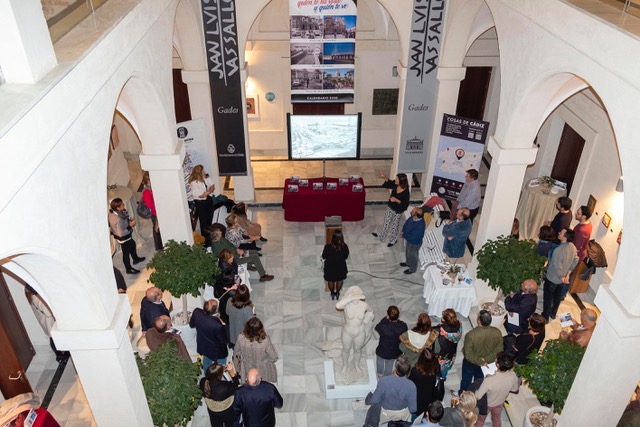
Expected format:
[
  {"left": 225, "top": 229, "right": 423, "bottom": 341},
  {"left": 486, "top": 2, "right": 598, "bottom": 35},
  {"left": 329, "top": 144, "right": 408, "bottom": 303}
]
[
  {"left": 120, "top": 238, "right": 140, "bottom": 270},
  {"left": 194, "top": 199, "right": 213, "bottom": 235}
]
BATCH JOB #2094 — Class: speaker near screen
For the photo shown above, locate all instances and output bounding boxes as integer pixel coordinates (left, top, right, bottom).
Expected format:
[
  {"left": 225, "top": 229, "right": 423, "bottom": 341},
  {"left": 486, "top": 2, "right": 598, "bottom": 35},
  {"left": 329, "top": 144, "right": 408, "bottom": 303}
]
[{"left": 287, "top": 113, "right": 362, "bottom": 160}]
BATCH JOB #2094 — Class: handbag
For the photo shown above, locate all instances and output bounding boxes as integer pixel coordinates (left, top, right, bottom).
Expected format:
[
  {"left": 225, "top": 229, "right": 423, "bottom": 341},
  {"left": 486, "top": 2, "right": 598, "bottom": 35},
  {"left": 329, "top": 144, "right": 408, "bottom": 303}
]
[{"left": 136, "top": 200, "right": 151, "bottom": 219}]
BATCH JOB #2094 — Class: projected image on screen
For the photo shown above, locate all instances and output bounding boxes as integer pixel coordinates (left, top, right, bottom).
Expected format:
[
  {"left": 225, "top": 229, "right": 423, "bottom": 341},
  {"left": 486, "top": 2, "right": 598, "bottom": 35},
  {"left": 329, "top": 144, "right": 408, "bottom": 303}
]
[{"left": 288, "top": 114, "right": 361, "bottom": 160}]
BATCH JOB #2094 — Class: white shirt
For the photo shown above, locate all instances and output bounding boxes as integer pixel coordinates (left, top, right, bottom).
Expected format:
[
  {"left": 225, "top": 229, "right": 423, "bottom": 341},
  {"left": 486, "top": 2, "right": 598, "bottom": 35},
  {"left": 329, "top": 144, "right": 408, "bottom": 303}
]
[{"left": 189, "top": 176, "right": 213, "bottom": 200}]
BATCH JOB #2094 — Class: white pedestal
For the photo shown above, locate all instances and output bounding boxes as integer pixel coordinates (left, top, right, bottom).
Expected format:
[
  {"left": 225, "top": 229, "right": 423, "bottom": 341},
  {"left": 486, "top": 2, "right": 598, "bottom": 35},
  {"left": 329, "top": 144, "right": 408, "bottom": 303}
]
[{"left": 324, "top": 359, "right": 377, "bottom": 399}]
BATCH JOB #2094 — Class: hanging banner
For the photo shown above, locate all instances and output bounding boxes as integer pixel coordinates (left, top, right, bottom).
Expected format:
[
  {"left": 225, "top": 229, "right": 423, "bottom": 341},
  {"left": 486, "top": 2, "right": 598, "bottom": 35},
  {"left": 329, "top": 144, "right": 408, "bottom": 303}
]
[
  {"left": 430, "top": 113, "right": 489, "bottom": 200},
  {"left": 289, "top": 0, "right": 357, "bottom": 103},
  {"left": 396, "top": 0, "right": 446, "bottom": 173},
  {"left": 177, "top": 118, "right": 209, "bottom": 200},
  {"left": 200, "top": 0, "right": 247, "bottom": 175}
]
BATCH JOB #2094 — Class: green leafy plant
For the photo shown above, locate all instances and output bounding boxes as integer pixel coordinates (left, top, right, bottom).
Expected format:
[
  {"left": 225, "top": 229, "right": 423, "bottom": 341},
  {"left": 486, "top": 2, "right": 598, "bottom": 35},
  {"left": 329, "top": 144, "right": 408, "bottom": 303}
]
[
  {"left": 447, "top": 264, "right": 462, "bottom": 276},
  {"left": 476, "top": 235, "right": 547, "bottom": 306},
  {"left": 516, "top": 339, "right": 586, "bottom": 422},
  {"left": 147, "top": 240, "right": 220, "bottom": 322},
  {"left": 540, "top": 176, "right": 556, "bottom": 187},
  {"left": 137, "top": 342, "right": 201, "bottom": 426}
]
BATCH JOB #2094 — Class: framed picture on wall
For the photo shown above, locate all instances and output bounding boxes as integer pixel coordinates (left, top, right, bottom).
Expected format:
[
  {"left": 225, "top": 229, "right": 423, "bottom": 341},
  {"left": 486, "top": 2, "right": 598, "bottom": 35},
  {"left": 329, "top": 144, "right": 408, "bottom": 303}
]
[
  {"left": 602, "top": 212, "right": 611, "bottom": 228},
  {"left": 247, "top": 96, "right": 259, "bottom": 119},
  {"left": 587, "top": 194, "right": 597, "bottom": 214}
]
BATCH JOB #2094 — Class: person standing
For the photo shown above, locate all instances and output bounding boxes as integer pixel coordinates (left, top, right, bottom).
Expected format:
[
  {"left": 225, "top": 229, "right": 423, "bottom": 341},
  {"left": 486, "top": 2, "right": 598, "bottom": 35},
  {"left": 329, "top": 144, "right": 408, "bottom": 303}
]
[
  {"left": 442, "top": 208, "right": 472, "bottom": 261},
  {"left": 434, "top": 308, "right": 463, "bottom": 381},
  {"left": 140, "top": 286, "right": 170, "bottom": 333},
  {"left": 545, "top": 196, "right": 573, "bottom": 240},
  {"left": 226, "top": 284, "right": 254, "bottom": 348},
  {"left": 452, "top": 169, "right": 481, "bottom": 222},
  {"left": 188, "top": 165, "right": 216, "bottom": 235},
  {"left": 399, "top": 313, "right": 438, "bottom": 367},
  {"left": 232, "top": 368, "right": 283, "bottom": 427},
  {"left": 474, "top": 352, "right": 519, "bottom": 427},
  {"left": 322, "top": 229, "right": 350, "bottom": 300},
  {"left": 200, "top": 362, "right": 240, "bottom": 427},
  {"left": 141, "top": 172, "right": 163, "bottom": 251},
  {"left": 400, "top": 207, "right": 426, "bottom": 274},
  {"left": 374, "top": 305, "right": 408, "bottom": 378},
  {"left": 189, "top": 299, "right": 229, "bottom": 371},
  {"left": 564, "top": 205, "right": 593, "bottom": 299},
  {"left": 108, "top": 197, "right": 145, "bottom": 274},
  {"left": 459, "top": 310, "right": 503, "bottom": 394},
  {"left": 408, "top": 348, "right": 440, "bottom": 420},
  {"left": 504, "top": 279, "right": 538, "bottom": 335},
  {"left": 372, "top": 171, "right": 410, "bottom": 247},
  {"left": 541, "top": 228, "right": 578, "bottom": 321},
  {"left": 234, "top": 317, "right": 279, "bottom": 383}
]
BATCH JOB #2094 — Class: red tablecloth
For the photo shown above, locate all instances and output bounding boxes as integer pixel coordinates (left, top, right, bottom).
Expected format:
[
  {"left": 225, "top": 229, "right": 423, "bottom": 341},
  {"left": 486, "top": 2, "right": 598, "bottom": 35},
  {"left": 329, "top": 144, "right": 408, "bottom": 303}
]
[{"left": 283, "top": 178, "right": 365, "bottom": 222}]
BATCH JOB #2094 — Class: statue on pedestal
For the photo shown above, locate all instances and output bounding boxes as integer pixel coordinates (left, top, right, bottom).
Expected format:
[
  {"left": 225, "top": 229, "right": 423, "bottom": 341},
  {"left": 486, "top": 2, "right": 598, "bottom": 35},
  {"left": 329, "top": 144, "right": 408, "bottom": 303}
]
[{"left": 324, "top": 286, "right": 375, "bottom": 383}]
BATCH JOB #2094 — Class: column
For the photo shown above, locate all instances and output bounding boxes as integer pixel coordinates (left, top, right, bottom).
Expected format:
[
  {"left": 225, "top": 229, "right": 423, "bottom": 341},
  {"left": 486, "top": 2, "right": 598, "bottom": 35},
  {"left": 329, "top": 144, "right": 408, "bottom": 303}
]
[
  {"left": 421, "top": 66, "right": 467, "bottom": 189},
  {"left": 390, "top": 61, "right": 407, "bottom": 178},
  {"left": 469, "top": 137, "right": 538, "bottom": 301},
  {"left": 0, "top": 0, "right": 57, "bottom": 83},
  {"left": 51, "top": 296, "right": 153, "bottom": 427},
  {"left": 139, "top": 145, "right": 193, "bottom": 245},
  {"left": 561, "top": 285, "right": 640, "bottom": 425}
]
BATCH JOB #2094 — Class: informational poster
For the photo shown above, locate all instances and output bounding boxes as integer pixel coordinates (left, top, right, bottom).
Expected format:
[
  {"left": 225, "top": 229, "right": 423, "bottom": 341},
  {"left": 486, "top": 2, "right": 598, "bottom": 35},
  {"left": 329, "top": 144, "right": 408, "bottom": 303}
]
[
  {"left": 199, "top": 0, "right": 247, "bottom": 175},
  {"left": 430, "top": 114, "right": 489, "bottom": 200},
  {"left": 177, "top": 118, "right": 208, "bottom": 200},
  {"left": 396, "top": 0, "right": 446, "bottom": 173},
  {"left": 289, "top": 0, "right": 357, "bottom": 103}
]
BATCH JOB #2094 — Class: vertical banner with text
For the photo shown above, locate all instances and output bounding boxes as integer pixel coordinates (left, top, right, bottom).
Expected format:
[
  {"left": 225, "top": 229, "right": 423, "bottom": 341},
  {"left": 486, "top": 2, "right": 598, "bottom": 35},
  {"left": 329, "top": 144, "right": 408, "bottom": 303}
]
[
  {"left": 430, "top": 113, "right": 489, "bottom": 200},
  {"left": 200, "top": 0, "right": 247, "bottom": 175},
  {"left": 289, "top": 0, "right": 357, "bottom": 103},
  {"left": 396, "top": 0, "right": 445, "bottom": 173}
]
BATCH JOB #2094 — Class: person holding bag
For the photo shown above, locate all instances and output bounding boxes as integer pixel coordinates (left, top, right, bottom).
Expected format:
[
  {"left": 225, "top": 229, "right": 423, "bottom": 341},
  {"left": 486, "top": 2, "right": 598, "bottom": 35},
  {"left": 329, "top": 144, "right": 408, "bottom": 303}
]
[{"left": 200, "top": 362, "right": 240, "bottom": 427}]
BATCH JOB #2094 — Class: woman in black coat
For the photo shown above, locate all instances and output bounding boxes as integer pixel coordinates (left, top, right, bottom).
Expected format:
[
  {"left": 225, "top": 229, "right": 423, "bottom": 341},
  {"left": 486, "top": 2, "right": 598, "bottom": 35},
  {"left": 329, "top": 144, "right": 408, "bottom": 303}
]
[
  {"left": 408, "top": 348, "right": 440, "bottom": 420},
  {"left": 200, "top": 362, "right": 240, "bottom": 427},
  {"left": 215, "top": 249, "right": 239, "bottom": 324},
  {"left": 321, "top": 229, "right": 349, "bottom": 300}
]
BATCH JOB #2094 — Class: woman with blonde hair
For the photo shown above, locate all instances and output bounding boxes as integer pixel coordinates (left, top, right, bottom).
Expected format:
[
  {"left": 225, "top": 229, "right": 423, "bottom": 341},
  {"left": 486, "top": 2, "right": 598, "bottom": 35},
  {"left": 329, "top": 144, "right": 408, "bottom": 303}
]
[
  {"left": 440, "top": 391, "right": 478, "bottom": 427},
  {"left": 231, "top": 202, "right": 267, "bottom": 242},
  {"left": 188, "top": 165, "right": 216, "bottom": 235},
  {"left": 435, "top": 308, "right": 463, "bottom": 380}
]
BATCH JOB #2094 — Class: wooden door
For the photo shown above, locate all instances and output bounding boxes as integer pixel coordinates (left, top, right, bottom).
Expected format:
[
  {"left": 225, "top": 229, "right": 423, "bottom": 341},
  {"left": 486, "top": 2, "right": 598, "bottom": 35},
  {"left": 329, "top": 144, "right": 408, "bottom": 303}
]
[
  {"left": 456, "top": 67, "right": 492, "bottom": 120},
  {"left": 551, "top": 123, "right": 585, "bottom": 194},
  {"left": 173, "top": 69, "right": 192, "bottom": 124},
  {"left": 0, "top": 273, "right": 34, "bottom": 398}
]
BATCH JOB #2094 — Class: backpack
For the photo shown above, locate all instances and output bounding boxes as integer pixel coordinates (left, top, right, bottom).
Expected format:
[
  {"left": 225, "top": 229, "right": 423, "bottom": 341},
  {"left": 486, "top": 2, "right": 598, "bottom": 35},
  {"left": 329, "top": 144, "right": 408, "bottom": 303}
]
[{"left": 137, "top": 199, "right": 151, "bottom": 219}]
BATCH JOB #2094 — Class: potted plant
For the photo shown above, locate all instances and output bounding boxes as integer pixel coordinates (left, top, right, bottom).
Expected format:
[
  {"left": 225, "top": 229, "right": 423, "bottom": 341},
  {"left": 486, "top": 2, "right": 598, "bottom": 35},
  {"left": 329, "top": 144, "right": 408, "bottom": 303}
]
[
  {"left": 476, "top": 235, "right": 546, "bottom": 323},
  {"left": 147, "top": 240, "right": 220, "bottom": 329},
  {"left": 447, "top": 264, "right": 461, "bottom": 279},
  {"left": 137, "top": 341, "right": 202, "bottom": 426},
  {"left": 516, "top": 339, "right": 586, "bottom": 427},
  {"left": 539, "top": 176, "right": 556, "bottom": 194}
]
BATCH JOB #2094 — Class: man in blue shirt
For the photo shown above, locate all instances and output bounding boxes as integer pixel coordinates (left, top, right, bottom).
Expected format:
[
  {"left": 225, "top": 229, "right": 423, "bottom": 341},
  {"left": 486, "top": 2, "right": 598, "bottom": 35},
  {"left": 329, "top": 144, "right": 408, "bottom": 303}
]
[
  {"left": 442, "top": 208, "right": 472, "bottom": 261},
  {"left": 363, "top": 355, "right": 417, "bottom": 427},
  {"left": 400, "top": 208, "right": 426, "bottom": 274}
]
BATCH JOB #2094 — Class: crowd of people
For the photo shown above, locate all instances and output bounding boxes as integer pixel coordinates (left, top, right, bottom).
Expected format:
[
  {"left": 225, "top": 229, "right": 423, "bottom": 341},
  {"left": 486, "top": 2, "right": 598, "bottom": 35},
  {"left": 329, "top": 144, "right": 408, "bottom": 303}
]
[{"left": 122, "top": 167, "right": 623, "bottom": 427}]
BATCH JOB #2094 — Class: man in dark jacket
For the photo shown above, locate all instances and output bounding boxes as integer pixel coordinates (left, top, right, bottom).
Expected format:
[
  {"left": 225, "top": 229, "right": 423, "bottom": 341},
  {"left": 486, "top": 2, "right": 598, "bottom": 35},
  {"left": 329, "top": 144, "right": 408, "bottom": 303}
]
[
  {"left": 233, "top": 368, "right": 283, "bottom": 427},
  {"left": 189, "top": 299, "right": 229, "bottom": 371},
  {"left": 504, "top": 279, "right": 538, "bottom": 334},
  {"left": 374, "top": 305, "right": 408, "bottom": 378},
  {"left": 140, "top": 286, "right": 169, "bottom": 333}
]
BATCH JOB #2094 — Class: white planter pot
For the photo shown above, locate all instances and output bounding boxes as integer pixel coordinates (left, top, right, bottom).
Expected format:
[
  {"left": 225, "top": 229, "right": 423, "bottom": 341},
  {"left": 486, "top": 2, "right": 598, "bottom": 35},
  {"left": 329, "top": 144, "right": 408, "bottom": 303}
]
[
  {"left": 479, "top": 298, "right": 506, "bottom": 327},
  {"left": 170, "top": 308, "right": 197, "bottom": 343},
  {"left": 524, "top": 406, "right": 559, "bottom": 427}
]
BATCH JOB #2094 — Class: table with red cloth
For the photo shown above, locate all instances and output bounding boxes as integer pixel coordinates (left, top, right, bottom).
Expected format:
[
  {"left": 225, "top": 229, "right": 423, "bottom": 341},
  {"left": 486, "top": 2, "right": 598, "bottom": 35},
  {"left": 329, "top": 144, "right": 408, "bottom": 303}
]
[{"left": 282, "top": 177, "right": 365, "bottom": 222}]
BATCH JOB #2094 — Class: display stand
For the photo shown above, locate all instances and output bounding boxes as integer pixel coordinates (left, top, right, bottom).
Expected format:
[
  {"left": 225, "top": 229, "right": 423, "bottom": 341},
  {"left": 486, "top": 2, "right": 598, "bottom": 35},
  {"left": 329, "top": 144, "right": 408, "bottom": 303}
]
[
  {"left": 324, "top": 216, "right": 342, "bottom": 292},
  {"left": 323, "top": 359, "right": 377, "bottom": 399}
]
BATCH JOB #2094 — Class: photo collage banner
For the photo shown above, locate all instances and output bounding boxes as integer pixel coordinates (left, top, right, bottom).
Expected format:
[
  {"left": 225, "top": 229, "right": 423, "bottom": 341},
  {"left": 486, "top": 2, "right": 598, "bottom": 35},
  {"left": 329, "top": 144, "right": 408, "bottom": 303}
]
[
  {"left": 289, "top": 0, "right": 357, "bottom": 103},
  {"left": 430, "top": 113, "right": 489, "bottom": 201}
]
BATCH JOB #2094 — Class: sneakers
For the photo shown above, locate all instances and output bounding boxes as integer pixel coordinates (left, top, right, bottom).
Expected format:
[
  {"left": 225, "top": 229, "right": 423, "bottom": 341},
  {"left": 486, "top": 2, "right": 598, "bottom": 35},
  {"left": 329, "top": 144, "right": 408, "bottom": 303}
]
[
  {"left": 133, "top": 257, "right": 146, "bottom": 264},
  {"left": 259, "top": 274, "right": 274, "bottom": 282}
]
